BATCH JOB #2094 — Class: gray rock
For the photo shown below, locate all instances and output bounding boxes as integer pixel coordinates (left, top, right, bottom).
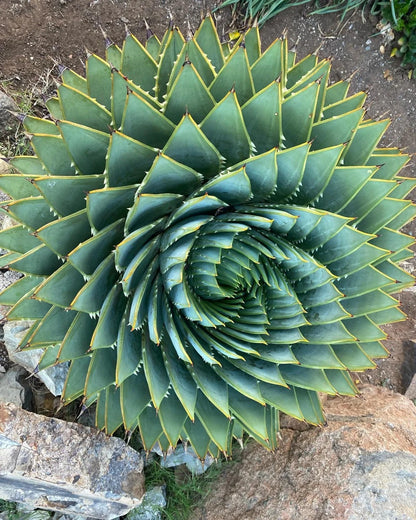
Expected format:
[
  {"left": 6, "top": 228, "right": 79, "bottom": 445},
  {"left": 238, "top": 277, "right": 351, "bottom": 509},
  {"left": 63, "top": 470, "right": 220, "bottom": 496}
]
[
  {"left": 15, "top": 504, "right": 51, "bottom": 519},
  {"left": 0, "top": 303, "right": 9, "bottom": 322},
  {"left": 126, "top": 486, "right": 166, "bottom": 520},
  {"left": 52, "top": 512, "right": 99, "bottom": 520},
  {"left": 24, "top": 512, "right": 51, "bottom": 520},
  {"left": 0, "top": 366, "right": 27, "bottom": 407},
  {"left": 348, "top": 452, "right": 416, "bottom": 519},
  {"left": 16, "top": 501, "right": 38, "bottom": 514},
  {"left": 3, "top": 320, "right": 68, "bottom": 396},
  {"left": 153, "top": 443, "right": 214, "bottom": 475},
  {"left": 405, "top": 372, "right": 416, "bottom": 401},
  {"left": 0, "top": 343, "right": 9, "bottom": 373},
  {"left": 0, "top": 92, "right": 17, "bottom": 139},
  {"left": 0, "top": 211, "right": 17, "bottom": 233},
  {"left": 0, "top": 402, "right": 145, "bottom": 519}
]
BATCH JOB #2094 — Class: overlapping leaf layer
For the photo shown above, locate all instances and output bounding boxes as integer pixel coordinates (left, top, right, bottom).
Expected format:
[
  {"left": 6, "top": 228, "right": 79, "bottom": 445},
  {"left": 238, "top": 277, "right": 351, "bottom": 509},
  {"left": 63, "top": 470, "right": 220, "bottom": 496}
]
[{"left": 1, "top": 17, "right": 415, "bottom": 457}]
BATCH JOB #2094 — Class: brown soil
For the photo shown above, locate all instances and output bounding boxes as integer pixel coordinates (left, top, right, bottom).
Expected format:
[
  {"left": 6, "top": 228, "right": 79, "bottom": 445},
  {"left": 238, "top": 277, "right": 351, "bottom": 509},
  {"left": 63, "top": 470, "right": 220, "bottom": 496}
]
[
  {"left": 0, "top": 0, "right": 415, "bottom": 394},
  {"left": 0, "top": 0, "right": 222, "bottom": 86}
]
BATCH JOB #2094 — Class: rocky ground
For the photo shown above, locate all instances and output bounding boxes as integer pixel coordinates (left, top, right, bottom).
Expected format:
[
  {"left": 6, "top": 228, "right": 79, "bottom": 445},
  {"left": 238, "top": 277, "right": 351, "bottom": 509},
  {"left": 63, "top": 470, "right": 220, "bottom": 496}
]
[{"left": 0, "top": 1, "right": 415, "bottom": 519}]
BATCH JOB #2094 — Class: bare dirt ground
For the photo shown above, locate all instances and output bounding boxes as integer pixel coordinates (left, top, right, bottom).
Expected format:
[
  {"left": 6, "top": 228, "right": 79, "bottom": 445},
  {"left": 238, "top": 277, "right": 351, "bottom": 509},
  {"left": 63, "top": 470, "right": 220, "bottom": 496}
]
[{"left": 0, "top": 0, "right": 415, "bottom": 394}]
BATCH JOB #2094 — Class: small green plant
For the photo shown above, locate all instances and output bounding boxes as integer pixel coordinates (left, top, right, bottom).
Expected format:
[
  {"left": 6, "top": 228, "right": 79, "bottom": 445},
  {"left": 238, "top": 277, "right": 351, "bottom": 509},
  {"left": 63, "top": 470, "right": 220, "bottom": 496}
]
[
  {"left": 312, "top": 0, "right": 384, "bottom": 19},
  {"left": 0, "top": 501, "right": 50, "bottom": 520},
  {"left": 144, "top": 458, "right": 226, "bottom": 520},
  {"left": 0, "top": 16, "right": 414, "bottom": 459},
  {"left": 0, "top": 499, "right": 19, "bottom": 520},
  {"left": 0, "top": 85, "right": 31, "bottom": 158},
  {"left": 0, "top": 71, "right": 55, "bottom": 157},
  {"left": 216, "top": 0, "right": 311, "bottom": 27},
  {"left": 216, "top": 0, "right": 416, "bottom": 74},
  {"left": 215, "top": 0, "right": 385, "bottom": 27},
  {"left": 384, "top": 0, "right": 416, "bottom": 72}
]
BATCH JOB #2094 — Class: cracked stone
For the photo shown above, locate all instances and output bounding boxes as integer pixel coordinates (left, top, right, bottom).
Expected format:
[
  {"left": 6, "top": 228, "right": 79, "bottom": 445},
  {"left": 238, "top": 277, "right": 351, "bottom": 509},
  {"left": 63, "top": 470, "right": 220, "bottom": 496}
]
[{"left": 0, "top": 403, "right": 145, "bottom": 519}]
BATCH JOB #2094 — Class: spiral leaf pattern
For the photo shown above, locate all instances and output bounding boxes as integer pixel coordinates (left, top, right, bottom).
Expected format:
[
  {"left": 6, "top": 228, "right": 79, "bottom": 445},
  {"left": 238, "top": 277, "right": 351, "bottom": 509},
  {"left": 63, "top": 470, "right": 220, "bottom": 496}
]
[{"left": 0, "top": 17, "right": 414, "bottom": 456}]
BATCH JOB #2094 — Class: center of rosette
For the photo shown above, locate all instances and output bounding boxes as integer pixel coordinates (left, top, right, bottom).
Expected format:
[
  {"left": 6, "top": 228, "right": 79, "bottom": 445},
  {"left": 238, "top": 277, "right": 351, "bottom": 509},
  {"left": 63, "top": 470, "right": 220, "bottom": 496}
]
[{"left": 115, "top": 189, "right": 344, "bottom": 358}]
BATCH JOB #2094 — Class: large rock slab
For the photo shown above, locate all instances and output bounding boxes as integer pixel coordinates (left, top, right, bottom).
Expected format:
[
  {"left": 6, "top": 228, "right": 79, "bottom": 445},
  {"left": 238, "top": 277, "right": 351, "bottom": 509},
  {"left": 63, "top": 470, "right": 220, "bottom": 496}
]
[
  {"left": 191, "top": 385, "right": 416, "bottom": 520},
  {"left": 0, "top": 403, "right": 145, "bottom": 519}
]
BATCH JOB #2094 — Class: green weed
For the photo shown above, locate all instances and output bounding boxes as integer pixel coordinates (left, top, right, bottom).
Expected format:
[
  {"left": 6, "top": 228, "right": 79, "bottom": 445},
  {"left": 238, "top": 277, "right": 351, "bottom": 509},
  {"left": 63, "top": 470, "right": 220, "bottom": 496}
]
[
  {"left": 144, "top": 456, "right": 229, "bottom": 520},
  {"left": 383, "top": 0, "right": 416, "bottom": 72},
  {"left": 215, "top": 0, "right": 416, "bottom": 73},
  {"left": 216, "top": 0, "right": 388, "bottom": 27},
  {"left": 0, "top": 499, "right": 19, "bottom": 520},
  {"left": 0, "top": 68, "right": 56, "bottom": 158}
]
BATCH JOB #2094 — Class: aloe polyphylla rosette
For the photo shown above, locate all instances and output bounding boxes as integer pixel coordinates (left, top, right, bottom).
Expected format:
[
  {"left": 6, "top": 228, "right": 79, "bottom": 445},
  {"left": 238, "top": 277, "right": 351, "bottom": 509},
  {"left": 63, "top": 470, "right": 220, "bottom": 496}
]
[{"left": 0, "top": 17, "right": 415, "bottom": 457}]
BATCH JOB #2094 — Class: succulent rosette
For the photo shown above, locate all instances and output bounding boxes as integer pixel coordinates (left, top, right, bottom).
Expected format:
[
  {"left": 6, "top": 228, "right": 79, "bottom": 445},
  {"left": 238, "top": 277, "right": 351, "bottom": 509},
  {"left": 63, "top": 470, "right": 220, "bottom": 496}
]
[{"left": 0, "top": 17, "right": 414, "bottom": 457}]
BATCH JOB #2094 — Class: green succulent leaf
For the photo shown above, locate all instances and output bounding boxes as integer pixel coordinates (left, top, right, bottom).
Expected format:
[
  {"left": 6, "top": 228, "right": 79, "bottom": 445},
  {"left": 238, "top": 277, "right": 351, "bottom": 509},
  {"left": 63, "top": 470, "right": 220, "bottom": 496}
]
[
  {"left": 242, "top": 81, "right": 281, "bottom": 153},
  {"left": 31, "top": 135, "right": 76, "bottom": 176},
  {"left": 58, "top": 84, "right": 112, "bottom": 133},
  {"left": 164, "top": 62, "right": 215, "bottom": 124},
  {"left": 121, "top": 90, "right": 175, "bottom": 148},
  {"left": 0, "top": 171, "right": 41, "bottom": 197},
  {"left": 7, "top": 244, "right": 62, "bottom": 277},
  {"left": 163, "top": 114, "right": 222, "bottom": 178},
  {"left": 34, "top": 174, "right": 104, "bottom": 217},
  {"left": 194, "top": 16, "right": 224, "bottom": 73},
  {"left": 23, "top": 115, "right": 60, "bottom": 136},
  {"left": 200, "top": 90, "right": 251, "bottom": 167},
  {"left": 121, "top": 34, "right": 158, "bottom": 94},
  {"left": 62, "top": 68, "right": 88, "bottom": 93},
  {"left": 58, "top": 121, "right": 110, "bottom": 176},
  {"left": 59, "top": 312, "right": 97, "bottom": 361},
  {"left": 251, "top": 38, "right": 283, "bottom": 92},
  {"left": 86, "top": 54, "right": 112, "bottom": 110}
]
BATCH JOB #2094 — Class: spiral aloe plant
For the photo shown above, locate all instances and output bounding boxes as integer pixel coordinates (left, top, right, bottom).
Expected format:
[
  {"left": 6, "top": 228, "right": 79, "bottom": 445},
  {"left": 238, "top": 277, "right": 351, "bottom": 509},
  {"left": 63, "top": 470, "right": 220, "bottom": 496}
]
[{"left": 0, "top": 17, "right": 414, "bottom": 457}]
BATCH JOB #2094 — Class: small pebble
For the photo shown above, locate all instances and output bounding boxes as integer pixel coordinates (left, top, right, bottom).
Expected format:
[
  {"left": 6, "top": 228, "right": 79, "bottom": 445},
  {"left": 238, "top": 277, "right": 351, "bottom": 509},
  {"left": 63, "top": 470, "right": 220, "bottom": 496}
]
[{"left": 383, "top": 70, "right": 393, "bottom": 82}]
